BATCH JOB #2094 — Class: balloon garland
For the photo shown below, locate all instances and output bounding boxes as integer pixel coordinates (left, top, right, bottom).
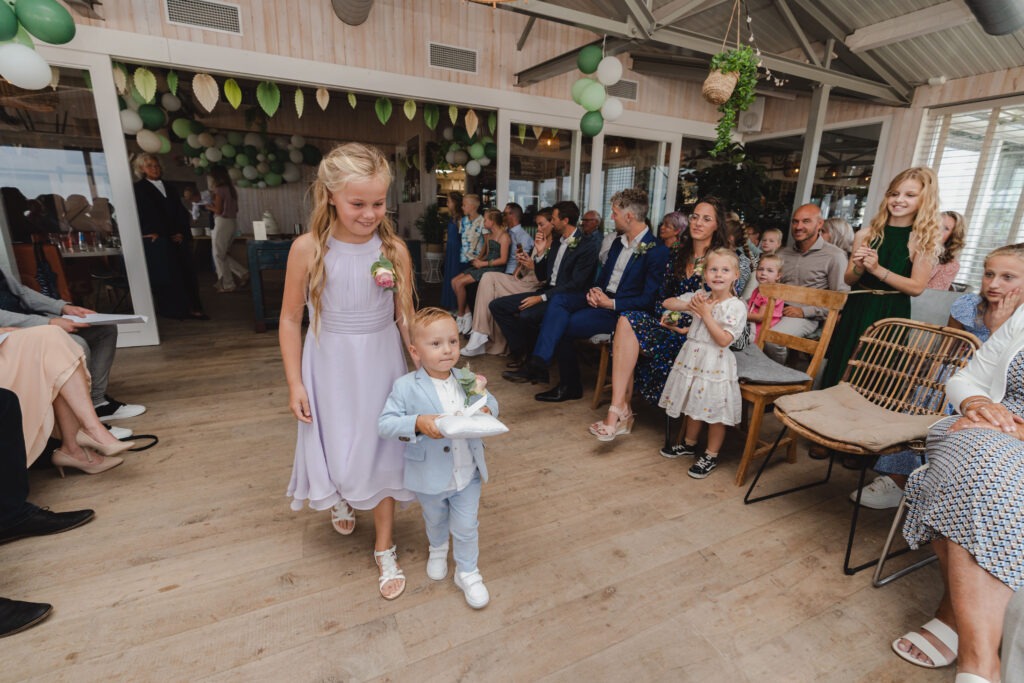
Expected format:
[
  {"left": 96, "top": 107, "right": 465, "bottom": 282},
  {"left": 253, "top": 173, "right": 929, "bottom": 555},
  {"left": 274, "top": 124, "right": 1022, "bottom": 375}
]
[
  {"left": 0, "top": 0, "right": 77, "bottom": 91},
  {"left": 571, "top": 43, "right": 624, "bottom": 137}
]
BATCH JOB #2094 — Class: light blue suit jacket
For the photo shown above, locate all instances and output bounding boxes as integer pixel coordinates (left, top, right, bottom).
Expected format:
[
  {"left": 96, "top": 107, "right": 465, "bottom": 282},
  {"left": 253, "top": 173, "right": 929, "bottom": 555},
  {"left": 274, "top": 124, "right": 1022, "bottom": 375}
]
[{"left": 379, "top": 367, "right": 500, "bottom": 495}]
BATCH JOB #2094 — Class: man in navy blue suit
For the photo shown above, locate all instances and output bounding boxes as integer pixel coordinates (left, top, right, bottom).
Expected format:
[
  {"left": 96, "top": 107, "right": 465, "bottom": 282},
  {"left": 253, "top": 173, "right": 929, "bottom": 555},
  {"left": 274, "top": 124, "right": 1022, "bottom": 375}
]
[
  {"left": 507, "top": 188, "right": 670, "bottom": 402},
  {"left": 492, "top": 201, "right": 600, "bottom": 370}
]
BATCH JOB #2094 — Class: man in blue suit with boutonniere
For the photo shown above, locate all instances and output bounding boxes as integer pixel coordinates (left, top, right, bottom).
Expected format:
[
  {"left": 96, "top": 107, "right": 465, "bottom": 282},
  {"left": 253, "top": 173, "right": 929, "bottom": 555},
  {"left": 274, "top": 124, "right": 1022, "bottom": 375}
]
[{"left": 505, "top": 188, "right": 670, "bottom": 402}]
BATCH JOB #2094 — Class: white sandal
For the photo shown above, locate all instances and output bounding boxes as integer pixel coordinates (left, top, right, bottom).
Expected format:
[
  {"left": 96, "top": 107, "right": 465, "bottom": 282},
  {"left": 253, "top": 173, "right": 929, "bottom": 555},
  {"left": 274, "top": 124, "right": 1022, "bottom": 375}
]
[
  {"left": 892, "top": 617, "right": 958, "bottom": 668},
  {"left": 373, "top": 546, "right": 406, "bottom": 600},
  {"left": 592, "top": 405, "right": 634, "bottom": 442},
  {"left": 330, "top": 501, "right": 356, "bottom": 536}
]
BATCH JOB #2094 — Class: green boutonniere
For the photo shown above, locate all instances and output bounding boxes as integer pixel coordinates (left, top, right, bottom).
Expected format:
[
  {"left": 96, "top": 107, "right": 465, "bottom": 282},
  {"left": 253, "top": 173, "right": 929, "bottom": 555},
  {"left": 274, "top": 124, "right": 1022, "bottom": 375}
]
[
  {"left": 565, "top": 236, "right": 580, "bottom": 249},
  {"left": 453, "top": 366, "right": 488, "bottom": 407},
  {"left": 631, "top": 241, "right": 654, "bottom": 260}
]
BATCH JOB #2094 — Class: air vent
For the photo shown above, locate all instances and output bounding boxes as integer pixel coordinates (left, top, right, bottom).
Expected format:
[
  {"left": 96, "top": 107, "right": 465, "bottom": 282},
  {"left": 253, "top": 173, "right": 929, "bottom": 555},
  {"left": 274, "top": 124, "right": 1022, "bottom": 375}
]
[
  {"left": 606, "top": 79, "right": 638, "bottom": 101},
  {"left": 166, "top": 0, "right": 242, "bottom": 35},
  {"left": 429, "top": 42, "right": 478, "bottom": 74}
]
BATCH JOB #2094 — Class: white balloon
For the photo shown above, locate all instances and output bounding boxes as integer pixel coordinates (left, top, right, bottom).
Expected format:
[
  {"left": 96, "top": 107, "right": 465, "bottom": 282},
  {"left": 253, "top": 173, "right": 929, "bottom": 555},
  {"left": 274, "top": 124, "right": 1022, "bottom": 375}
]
[
  {"left": 136, "top": 129, "right": 162, "bottom": 153},
  {"left": 161, "top": 93, "right": 182, "bottom": 112},
  {"left": 242, "top": 165, "right": 259, "bottom": 180},
  {"left": 243, "top": 132, "right": 264, "bottom": 148},
  {"left": 256, "top": 153, "right": 266, "bottom": 162},
  {"left": 119, "top": 108, "right": 143, "bottom": 135},
  {"left": 0, "top": 44, "right": 53, "bottom": 90},
  {"left": 256, "top": 161, "right": 270, "bottom": 174},
  {"left": 465, "top": 160, "right": 481, "bottom": 176},
  {"left": 257, "top": 181, "right": 267, "bottom": 189},
  {"left": 227, "top": 166, "right": 242, "bottom": 181},
  {"left": 186, "top": 133, "right": 200, "bottom": 148},
  {"left": 442, "top": 127, "right": 454, "bottom": 141},
  {"left": 205, "top": 147, "right": 223, "bottom": 162},
  {"left": 197, "top": 132, "right": 215, "bottom": 148},
  {"left": 445, "top": 151, "right": 456, "bottom": 164},
  {"left": 289, "top": 148, "right": 303, "bottom": 164},
  {"left": 123, "top": 94, "right": 140, "bottom": 111},
  {"left": 282, "top": 162, "right": 301, "bottom": 183},
  {"left": 601, "top": 97, "right": 624, "bottom": 122},
  {"left": 290, "top": 134, "right": 305, "bottom": 148},
  {"left": 453, "top": 150, "right": 469, "bottom": 165},
  {"left": 477, "top": 156, "right": 491, "bottom": 167},
  {"left": 596, "top": 56, "right": 623, "bottom": 86}
]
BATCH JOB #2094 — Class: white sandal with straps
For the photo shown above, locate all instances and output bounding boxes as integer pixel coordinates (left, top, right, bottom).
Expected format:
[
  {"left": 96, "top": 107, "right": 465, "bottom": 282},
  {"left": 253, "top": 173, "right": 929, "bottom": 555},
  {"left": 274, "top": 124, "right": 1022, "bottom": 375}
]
[
  {"left": 373, "top": 545, "right": 406, "bottom": 600},
  {"left": 592, "top": 405, "right": 635, "bottom": 442},
  {"left": 892, "top": 617, "right": 958, "bottom": 668},
  {"left": 330, "top": 501, "right": 356, "bottom": 536}
]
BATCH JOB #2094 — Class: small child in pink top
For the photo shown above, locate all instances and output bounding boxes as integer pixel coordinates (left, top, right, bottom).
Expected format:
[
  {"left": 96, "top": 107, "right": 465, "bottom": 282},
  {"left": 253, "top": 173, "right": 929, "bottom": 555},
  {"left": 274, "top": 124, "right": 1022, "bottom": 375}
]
[{"left": 746, "top": 254, "right": 785, "bottom": 340}]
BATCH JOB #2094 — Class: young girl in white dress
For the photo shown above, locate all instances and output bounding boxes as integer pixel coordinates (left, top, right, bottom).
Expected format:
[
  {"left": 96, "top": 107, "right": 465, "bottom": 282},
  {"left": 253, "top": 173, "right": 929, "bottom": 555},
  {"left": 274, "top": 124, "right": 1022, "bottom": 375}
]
[
  {"left": 658, "top": 248, "right": 747, "bottom": 479},
  {"left": 280, "top": 142, "right": 417, "bottom": 600}
]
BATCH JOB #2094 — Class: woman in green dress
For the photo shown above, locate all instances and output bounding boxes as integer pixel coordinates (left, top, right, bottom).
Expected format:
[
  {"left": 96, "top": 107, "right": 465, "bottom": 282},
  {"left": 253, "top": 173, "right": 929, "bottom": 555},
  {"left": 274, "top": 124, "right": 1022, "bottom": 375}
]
[{"left": 821, "top": 167, "right": 945, "bottom": 388}]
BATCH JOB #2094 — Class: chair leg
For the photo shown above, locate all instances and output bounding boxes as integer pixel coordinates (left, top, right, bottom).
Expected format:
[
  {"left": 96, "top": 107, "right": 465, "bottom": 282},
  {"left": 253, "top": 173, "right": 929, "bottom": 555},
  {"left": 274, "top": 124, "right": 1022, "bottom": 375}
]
[
  {"left": 734, "top": 397, "right": 766, "bottom": 487},
  {"left": 591, "top": 343, "right": 609, "bottom": 410},
  {"left": 745, "top": 432, "right": 835, "bottom": 504},
  {"left": 843, "top": 464, "right": 921, "bottom": 576},
  {"left": 871, "top": 496, "right": 938, "bottom": 587}
]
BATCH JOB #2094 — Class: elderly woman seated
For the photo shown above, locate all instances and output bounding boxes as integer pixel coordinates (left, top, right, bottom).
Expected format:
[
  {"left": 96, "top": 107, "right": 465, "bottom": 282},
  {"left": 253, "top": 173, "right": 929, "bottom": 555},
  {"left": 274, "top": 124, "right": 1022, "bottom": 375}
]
[
  {"left": 891, "top": 305, "right": 1024, "bottom": 683},
  {"left": 0, "top": 325, "right": 133, "bottom": 475}
]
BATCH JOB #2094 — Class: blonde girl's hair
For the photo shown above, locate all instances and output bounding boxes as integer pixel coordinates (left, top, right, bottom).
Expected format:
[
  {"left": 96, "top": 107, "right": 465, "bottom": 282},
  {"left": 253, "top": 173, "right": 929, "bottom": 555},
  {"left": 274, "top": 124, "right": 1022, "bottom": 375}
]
[
  {"left": 976, "top": 243, "right": 1024, "bottom": 320},
  {"left": 483, "top": 208, "right": 504, "bottom": 230},
  {"left": 939, "top": 210, "right": 967, "bottom": 265},
  {"left": 306, "top": 142, "right": 415, "bottom": 336},
  {"left": 864, "top": 167, "right": 943, "bottom": 264},
  {"left": 758, "top": 253, "right": 783, "bottom": 270},
  {"left": 706, "top": 246, "right": 741, "bottom": 282}
]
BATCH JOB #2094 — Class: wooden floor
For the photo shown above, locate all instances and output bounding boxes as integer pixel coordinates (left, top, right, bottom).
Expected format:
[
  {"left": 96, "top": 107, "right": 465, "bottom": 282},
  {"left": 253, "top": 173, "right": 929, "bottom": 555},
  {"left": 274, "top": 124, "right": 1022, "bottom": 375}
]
[{"left": 3, "top": 286, "right": 952, "bottom": 682}]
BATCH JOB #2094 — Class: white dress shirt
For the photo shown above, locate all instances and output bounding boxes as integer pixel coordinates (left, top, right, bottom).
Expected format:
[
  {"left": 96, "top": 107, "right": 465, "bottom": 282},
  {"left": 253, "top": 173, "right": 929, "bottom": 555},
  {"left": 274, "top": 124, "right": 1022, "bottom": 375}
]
[
  {"left": 430, "top": 375, "right": 477, "bottom": 491},
  {"left": 146, "top": 178, "right": 167, "bottom": 197},
  {"left": 606, "top": 227, "right": 650, "bottom": 295}
]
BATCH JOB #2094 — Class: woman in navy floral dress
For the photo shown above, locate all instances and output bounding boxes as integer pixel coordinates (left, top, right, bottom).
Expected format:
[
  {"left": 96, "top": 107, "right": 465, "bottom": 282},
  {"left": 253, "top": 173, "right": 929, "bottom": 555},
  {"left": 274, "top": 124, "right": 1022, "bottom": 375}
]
[{"left": 591, "top": 197, "right": 731, "bottom": 439}]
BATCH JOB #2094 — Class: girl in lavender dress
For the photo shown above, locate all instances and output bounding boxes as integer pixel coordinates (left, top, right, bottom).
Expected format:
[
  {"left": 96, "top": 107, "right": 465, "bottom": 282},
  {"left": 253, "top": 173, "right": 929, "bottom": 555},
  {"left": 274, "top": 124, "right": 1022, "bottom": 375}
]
[{"left": 280, "top": 143, "right": 416, "bottom": 600}]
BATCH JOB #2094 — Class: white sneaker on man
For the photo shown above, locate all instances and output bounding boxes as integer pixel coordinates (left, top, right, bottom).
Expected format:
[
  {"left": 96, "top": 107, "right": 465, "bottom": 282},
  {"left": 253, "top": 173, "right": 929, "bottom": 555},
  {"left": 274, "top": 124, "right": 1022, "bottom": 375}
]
[
  {"left": 426, "top": 543, "right": 449, "bottom": 580},
  {"left": 462, "top": 332, "right": 488, "bottom": 357},
  {"left": 94, "top": 397, "right": 146, "bottom": 423},
  {"left": 454, "top": 569, "right": 489, "bottom": 609},
  {"left": 849, "top": 475, "right": 903, "bottom": 509}
]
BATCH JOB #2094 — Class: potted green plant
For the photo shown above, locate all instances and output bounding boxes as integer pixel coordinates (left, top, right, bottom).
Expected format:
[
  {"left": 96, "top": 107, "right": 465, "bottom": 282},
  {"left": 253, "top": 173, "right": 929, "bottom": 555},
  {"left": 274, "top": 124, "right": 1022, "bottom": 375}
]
[
  {"left": 704, "top": 44, "right": 760, "bottom": 157},
  {"left": 416, "top": 202, "right": 447, "bottom": 253}
]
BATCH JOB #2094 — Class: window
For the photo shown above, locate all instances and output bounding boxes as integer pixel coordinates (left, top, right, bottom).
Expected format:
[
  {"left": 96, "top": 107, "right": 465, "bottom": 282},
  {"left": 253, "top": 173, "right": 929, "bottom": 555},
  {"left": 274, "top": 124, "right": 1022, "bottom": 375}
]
[{"left": 916, "top": 98, "right": 1024, "bottom": 288}]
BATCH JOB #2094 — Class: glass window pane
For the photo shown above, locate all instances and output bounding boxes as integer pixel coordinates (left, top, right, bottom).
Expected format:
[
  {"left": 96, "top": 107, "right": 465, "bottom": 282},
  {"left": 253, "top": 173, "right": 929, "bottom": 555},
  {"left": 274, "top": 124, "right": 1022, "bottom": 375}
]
[
  {"left": 509, "top": 124, "right": 575, "bottom": 227},
  {"left": 600, "top": 136, "right": 665, "bottom": 234}
]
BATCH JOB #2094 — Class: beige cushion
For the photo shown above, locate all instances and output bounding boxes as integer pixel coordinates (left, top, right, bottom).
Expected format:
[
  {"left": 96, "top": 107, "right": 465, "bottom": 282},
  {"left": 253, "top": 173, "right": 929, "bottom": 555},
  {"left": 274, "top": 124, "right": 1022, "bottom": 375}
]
[{"left": 774, "top": 383, "right": 940, "bottom": 451}]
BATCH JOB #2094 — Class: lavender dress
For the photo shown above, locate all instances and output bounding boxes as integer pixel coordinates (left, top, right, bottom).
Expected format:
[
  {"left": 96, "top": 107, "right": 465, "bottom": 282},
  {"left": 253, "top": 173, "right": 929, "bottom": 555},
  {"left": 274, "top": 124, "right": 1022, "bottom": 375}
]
[{"left": 287, "top": 234, "right": 415, "bottom": 512}]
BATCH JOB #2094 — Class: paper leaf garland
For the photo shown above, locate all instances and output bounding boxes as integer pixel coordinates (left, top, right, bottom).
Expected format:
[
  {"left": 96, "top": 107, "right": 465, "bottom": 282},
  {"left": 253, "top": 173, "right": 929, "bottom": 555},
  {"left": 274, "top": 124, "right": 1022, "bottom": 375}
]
[
  {"left": 374, "top": 97, "right": 392, "bottom": 125},
  {"left": 532, "top": 126, "right": 543, "bottom": 141},
  {"left": 133, "top": 67, "right": 156, "bottom": 104},
  {"left": 295, "top": 87, "right": 304, "bottom": 118},
  {"left": 111, "top": 63, "right": 127, "bottom": 95},
  {"left": 488, "top": 111, "right": 496, "bottom": 135},
  {"left": 256, "top": 81, "right": 281, "bottom": 117},
  {"left": 424, "top": 103, "right": 439, "bottom": 130},
  {"left": 448, "top": 105, "right": 458, "bottom": 125},
  {"left": 166, "top": 69, "right": 178, "bottom": 96},
  {"left": 192, "top": 73, "right": 219, "bottom": 113},
  {"left": 347, "top": 92, "right": 357, "bottom": 109},
  {"left": 316, "top": 87, "right": 329, "bottom": 111},
  {"left": 517, "top": 123, "right": 526, "bottom": 145},
  {"left": 464, "top": 109, "right": 479, "bottom": 137},
  {"left": 224, "top": 78, "right": 242, "bottom": 110},
  {"left": 402, "top": 99, "right": 416, "bottom": 121}
]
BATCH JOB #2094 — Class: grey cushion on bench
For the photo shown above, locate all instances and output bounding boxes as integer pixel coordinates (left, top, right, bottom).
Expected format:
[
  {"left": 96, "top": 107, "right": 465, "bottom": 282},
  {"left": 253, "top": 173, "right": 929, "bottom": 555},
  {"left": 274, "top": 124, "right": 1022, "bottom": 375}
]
[{"left": 734, "top": 344, "right": 812, "bottom": 385}]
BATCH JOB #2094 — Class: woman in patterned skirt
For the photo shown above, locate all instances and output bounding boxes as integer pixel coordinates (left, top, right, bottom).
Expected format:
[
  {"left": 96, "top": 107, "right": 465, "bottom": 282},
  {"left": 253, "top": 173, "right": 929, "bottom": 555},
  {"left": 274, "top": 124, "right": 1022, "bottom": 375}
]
[{"left": 892, "top": 306, "right": 1024, "bottom": 683}]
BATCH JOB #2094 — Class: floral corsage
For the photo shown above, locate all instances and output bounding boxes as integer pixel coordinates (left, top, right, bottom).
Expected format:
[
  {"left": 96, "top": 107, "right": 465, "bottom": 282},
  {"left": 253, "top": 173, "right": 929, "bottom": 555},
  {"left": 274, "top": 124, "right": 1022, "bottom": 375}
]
[
  {"left": 371, "top": 254, "right": 396, "bottom": 291},
  {"left": 454, "top": 366, "right": 488, "bottom": 408},
  {"left": 565, "top": 236, "right": 581, "bottom": 249},
  {"left": 631, "top": 241, "right": 654, "bottom": 260}
]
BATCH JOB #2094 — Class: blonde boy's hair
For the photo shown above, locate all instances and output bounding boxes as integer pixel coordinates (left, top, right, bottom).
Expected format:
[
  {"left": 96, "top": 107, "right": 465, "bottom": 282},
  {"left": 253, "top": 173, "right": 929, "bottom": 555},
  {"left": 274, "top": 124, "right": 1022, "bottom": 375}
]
[
  {"left": 762, "top": 228, "right": 783, "bottom": 242},
  {"left": 464, "top": 194, "right": 481, "bottom": 208},
  {"left": 411, "top": 307, "right": 456, "bottom": 340}
]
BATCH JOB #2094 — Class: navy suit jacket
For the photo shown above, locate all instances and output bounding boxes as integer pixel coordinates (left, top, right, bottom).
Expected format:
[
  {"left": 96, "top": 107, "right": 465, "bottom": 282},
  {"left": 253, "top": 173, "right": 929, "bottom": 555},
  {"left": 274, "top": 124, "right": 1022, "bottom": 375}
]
[
  {"left": 536, "top": 228, "right": 600, "bottom": 298},
  {"left": 595, "top": 230, "right": 670, "bottom": 313}
]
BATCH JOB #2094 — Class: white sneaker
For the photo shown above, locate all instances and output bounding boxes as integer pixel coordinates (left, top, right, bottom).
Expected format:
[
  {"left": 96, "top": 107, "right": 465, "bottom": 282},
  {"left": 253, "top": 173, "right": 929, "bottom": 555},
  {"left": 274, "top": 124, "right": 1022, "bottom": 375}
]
[
  {"left": 462, "top": 312, "right": 473, "bottom": 334},
  {"left": 850, "top": 475, "right": 903, "bottom": 510},
  {"left": 95, "top": 398, "right": 146, "bottom": 423},
  {"left": 107, "top": 425, "right": 133, "bottom": 440},
  {"left": 456, "top": 314, "right": 469, "bottom": 335},
  {"left": 454, "top": 569, "right": 489, "bottom": 609},
  {"left": 426, "top": 543, "right": 449, "bottom": 580},
  {"left": 462, "top": 332, "right": 488, "bottom": 357}
]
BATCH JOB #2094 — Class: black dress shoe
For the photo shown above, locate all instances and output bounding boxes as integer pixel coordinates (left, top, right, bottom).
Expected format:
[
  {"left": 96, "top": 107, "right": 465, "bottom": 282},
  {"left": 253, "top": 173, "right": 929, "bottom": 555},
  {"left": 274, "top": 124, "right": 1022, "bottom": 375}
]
[
  {"left": 501, "top": 367, "right": 533, "bottom": 383},
  {"left": 505, "top": 356, "right": 526, "bottom": 369},
  {"left": 0, "top": 507, "right": 95, "bottom": 545},
  {"left": 0, "top": 598, "right": 52, "bottom": 637},
  {"left": 535, "top": 385, "right": 583, "bottom": 402}
]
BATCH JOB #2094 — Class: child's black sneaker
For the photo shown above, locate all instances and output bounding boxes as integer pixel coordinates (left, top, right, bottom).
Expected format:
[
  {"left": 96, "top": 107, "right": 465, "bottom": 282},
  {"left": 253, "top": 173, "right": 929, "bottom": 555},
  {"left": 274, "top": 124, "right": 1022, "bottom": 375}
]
[
  {"left": 688, "top": 453, "right": 718, "bottom": 479},
  {"left": 660, "top": 443, "right": 696, "bottom": 459}
]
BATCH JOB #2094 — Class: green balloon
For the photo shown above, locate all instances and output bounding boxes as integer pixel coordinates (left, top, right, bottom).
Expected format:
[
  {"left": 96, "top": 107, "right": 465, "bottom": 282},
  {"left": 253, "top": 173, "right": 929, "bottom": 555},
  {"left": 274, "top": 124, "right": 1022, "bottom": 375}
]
[
  {"left": 117, "top": 95, "right": 126, "bottom": 111},
  {"left": 571, "top": 77, "right": 593, "bottom": 104},
  {"left": 157, "top": 134, "right": 171, "bottom": 154},
  {"left": 580, "top": 111, "right": 604, "bottom": 137},
  {"left": 484, "top": 142, "right": 497, "bottom": 159},
  {"left": 264, "top": 172, "right": 283, "bottom": 187},
  {"left": 220, "top": 143, "right": 236, "bottom": 158},
  {"left": 227, "top": 131, "right": 243, "bottom": 146},
  {"left": 137, "top": 104, "right": 166, "bottom": 131},
  {"left": 170, "top": 118, "right": 192, "bottom": 139},
  {"left": 188, "top": 120, "right": 205, "bottom": 134},
  {"left": 16, "top": 0, "right": 75, "bottom": 45},
  {"left": 579, "top": 80, "right": 607, "bottom": 112},
  {"left": 234, "top": 152, "right": 250, "bottom": 167},
  {"left": 577, "top": 45, "right": 602, "bottom": 75},
  {"left": 0, "top": 24, "right": 35, "bottom": 48},
  {"left": 0, "top": 3, "right": 17, "bottom": 42},
  {"left": 468, "top": 142, "right": 485, "bottom": 160}
]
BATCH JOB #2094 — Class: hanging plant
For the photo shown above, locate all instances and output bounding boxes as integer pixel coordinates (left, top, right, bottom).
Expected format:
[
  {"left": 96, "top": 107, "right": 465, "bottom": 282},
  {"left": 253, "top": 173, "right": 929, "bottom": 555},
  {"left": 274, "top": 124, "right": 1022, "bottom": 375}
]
[
  {"left": 256, "top": 81, "right": 281, "bottom": 117},
  {"left": 707, "top": 44, "right": 759, "bottom": 157}
]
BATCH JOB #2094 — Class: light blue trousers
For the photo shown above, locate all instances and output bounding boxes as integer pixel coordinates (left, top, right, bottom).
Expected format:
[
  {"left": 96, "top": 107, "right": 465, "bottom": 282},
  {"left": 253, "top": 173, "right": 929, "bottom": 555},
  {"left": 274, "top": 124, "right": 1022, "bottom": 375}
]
[{"left": 415, "top": 472, "right": 482, "bottom": 574}]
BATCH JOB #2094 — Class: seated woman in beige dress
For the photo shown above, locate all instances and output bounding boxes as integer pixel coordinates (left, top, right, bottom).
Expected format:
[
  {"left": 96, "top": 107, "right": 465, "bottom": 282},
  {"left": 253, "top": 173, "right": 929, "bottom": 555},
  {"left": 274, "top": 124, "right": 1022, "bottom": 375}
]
[
  {"left": 0, "top": 325, "right": 133, "bottom": 475},
  {"left": 462, "top": 208, "right": 555, "bottom": 357}
]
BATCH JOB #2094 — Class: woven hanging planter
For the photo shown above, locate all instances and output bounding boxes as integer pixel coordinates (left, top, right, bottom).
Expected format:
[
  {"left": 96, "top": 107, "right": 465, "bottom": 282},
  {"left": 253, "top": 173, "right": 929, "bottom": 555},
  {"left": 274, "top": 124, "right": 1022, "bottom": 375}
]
[{"left": 702, "top": 69, "right": 739, "bottom": 105}]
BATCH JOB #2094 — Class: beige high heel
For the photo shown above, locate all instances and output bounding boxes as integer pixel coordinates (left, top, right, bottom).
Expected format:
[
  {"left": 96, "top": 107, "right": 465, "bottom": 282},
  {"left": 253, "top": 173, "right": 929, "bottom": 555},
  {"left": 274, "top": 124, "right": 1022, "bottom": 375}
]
[
  {"left": 593, "top": 405, "right": 634, "bottom": 442},
  {"left": 76, "top": 429, "right": 134, "bottom": 457},
  {"left": 51, "top": 449, "right": 123, "bottom": 477}
]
